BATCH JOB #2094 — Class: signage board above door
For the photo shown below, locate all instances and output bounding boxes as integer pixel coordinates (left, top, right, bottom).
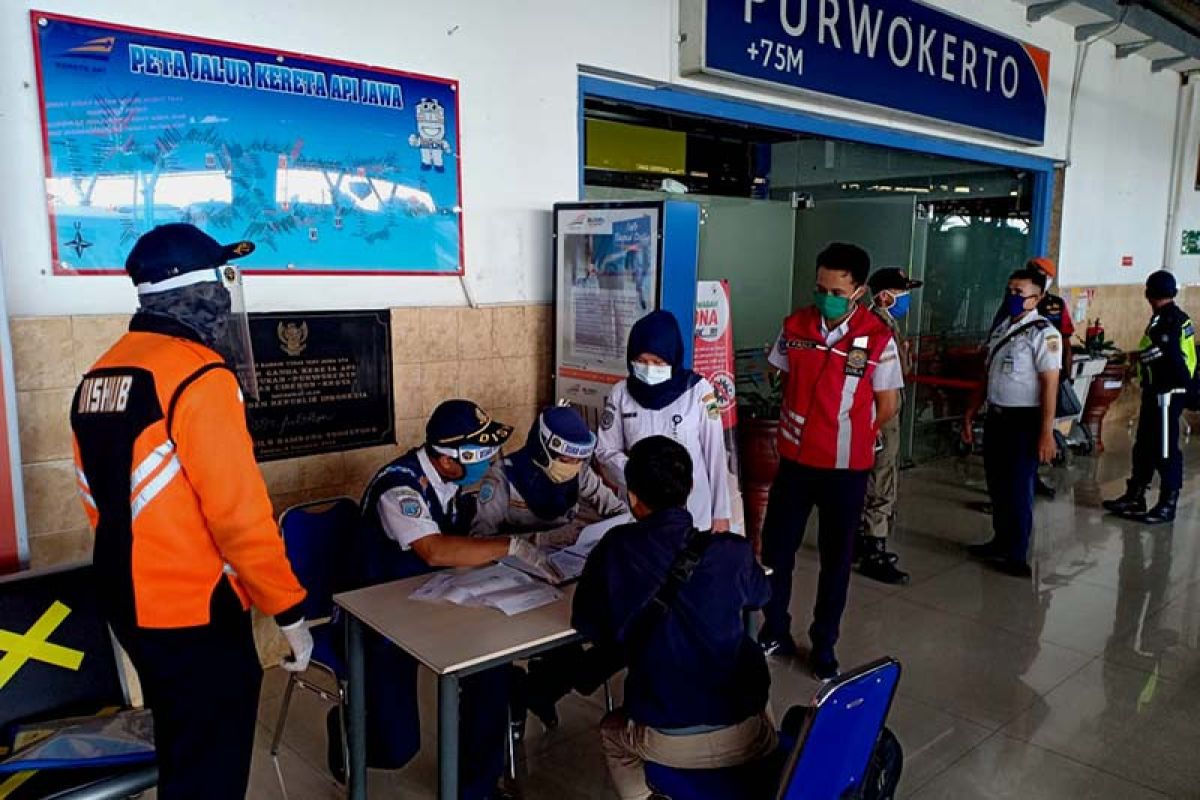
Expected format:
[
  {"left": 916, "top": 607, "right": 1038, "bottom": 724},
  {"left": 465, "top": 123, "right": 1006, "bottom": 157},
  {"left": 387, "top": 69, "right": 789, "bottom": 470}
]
[{"left": 680, "top": 0, "right": 1050, "bottom": 145}]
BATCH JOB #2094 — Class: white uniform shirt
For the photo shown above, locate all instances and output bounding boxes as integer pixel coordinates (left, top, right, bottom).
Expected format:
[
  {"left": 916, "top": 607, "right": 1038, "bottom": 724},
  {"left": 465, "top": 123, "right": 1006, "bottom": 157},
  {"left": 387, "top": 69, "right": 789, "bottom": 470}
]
[
  {"left": 376, "top": 448, "right": 459, "bottom": 549},
  {"left": 595, "top": 377, "right": 732, "bottom": 530},
  {"left": 767, "top": 309, "right": 905, "bottom": 392},
  {"left": 468, "top": 459, "right": 626, "bottom": 536},
  {"left": 985, "top": 311, "right": 1062, "bottom": 408}
]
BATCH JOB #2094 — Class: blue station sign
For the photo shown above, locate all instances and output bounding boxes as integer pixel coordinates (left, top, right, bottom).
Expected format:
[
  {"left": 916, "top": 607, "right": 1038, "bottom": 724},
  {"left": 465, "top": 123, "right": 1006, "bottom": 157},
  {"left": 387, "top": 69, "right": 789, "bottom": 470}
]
[{"left": 681, "top": 0, "right": 1050, "bottom": 144}]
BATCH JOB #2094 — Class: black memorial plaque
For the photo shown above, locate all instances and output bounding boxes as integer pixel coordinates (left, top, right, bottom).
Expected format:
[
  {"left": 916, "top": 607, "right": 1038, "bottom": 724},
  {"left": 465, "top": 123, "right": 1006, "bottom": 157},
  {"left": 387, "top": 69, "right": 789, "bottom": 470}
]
[{"left": 246, "top": 310, "right": 394, "bottom": 462}]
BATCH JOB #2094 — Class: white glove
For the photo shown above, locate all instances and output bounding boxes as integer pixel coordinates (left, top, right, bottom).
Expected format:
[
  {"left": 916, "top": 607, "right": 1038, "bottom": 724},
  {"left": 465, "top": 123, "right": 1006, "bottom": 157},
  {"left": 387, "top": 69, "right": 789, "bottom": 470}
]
[
  {"left": 508, "top": 537, "right": 565, "bottom": 584},
  {"left": 534, "top": 521, "right": 583, "bottom": 549},
  {"left": 280, "top": 620, "right": 314, "bottom": 673}
]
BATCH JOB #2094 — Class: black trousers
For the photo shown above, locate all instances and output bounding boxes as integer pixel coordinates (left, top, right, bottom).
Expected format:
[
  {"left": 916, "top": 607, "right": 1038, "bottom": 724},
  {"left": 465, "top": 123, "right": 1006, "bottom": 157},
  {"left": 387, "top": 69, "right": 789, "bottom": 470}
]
[
  {"left": 1132, "top": 391, "right": 1185, "bottom": 492},
  {"left": 760, "top": 459, "right": 870, "bottom": 651},
  {"left": 109, "top": 580, "right": 262, "bottom": 800},
  {"left": 983, "top": 406, "right": 1040, "bottom": 563}
]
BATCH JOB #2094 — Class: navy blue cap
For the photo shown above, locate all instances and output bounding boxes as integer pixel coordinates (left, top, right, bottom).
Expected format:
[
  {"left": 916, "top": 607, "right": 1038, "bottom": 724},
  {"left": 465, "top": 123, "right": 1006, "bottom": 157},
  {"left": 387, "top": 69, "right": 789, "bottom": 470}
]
[
  {"left": 539, "top": 406, "right": 596, "bottom": 458},
  {"left": 125, "top": 223, "right": 255, "bottom": 286},
  {"left": 1146, "top": 269, "right": 1178, "bottom": 300},
  {"left": 426, "top": 399, "right": 513, "bottom": 449}
]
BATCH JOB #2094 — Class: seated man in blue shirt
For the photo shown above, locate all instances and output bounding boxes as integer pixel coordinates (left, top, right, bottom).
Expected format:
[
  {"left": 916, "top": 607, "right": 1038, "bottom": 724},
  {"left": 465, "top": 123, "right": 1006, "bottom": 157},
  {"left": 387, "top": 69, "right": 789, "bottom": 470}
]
[{"left": 572, "top": 436, "right": 776, "bottom": 800}]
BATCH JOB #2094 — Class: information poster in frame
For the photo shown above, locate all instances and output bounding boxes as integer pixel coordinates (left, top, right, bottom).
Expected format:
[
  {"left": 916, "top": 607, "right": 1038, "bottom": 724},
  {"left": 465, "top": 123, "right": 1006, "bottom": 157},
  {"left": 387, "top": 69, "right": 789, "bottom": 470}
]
[
  {"left": 552, "top": 200, "right": 699, "bottom": 422},
  {"left": 31, "top": 11, "right": 464, "bottom": 276}
]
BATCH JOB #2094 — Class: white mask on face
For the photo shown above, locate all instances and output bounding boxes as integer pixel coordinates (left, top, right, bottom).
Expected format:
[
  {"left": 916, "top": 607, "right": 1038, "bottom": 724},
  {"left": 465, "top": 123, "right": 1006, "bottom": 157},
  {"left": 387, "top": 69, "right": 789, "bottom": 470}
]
[{"left": 631, "top": 362, "right": 672, "bottom": 385}]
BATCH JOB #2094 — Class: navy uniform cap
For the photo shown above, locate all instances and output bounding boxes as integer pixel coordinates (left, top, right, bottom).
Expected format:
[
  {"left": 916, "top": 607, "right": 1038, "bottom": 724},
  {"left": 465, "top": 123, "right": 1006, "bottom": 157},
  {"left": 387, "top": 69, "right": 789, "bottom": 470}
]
[
  {"left": 1145, "top": 269, "right": 1178, "bottom": 300},
  {"left": 427, "top": 399, "right": 513, "bottom": 449},
  {"left": 868, "top": 267, "right": 923, "bottom": 294},
  {"left": 125, "top": 223, "right": 255, "bottom": 286}
]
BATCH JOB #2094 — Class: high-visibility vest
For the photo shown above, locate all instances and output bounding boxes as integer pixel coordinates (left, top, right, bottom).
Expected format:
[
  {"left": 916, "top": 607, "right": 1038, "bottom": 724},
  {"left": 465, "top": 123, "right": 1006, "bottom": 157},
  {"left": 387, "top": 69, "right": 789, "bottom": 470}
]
[
  {"left": 777, "top": 306, "right": 891, "bottom": 471},
  {"left": 71, "top": 315, "right": 305, "bottom": 629}
]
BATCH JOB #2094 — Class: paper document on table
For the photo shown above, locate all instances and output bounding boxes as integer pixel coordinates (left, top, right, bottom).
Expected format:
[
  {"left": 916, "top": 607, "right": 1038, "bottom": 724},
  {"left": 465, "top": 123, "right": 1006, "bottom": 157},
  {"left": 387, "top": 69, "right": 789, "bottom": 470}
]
[
  {"left": 477, "top": 583, "right": 563, "bottom": 616},
  {"left": 564, "top": 512, "right": 632, "bottom": 558},
  {"left": 548, "top": 549, "right": 587, "bottom": 582},
  {"left": 409, "top": 564, "right": 562, "bottom": 615}
]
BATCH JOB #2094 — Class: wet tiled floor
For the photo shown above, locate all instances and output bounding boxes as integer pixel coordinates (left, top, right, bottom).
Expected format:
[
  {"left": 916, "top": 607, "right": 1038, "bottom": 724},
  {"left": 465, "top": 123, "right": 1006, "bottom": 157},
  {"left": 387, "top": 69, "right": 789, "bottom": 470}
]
[{"left": 160, "top": 426, "right": 1200, "bottom": 798}]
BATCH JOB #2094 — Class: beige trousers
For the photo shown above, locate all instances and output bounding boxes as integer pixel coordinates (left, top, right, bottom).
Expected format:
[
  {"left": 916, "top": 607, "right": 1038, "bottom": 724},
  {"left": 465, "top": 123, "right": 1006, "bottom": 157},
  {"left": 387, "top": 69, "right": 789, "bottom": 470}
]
[
  {"left": 599, "top": 709, "right": 778, "bottom": 800},
  {"left": 862, "top": 415, "right": 901, "bottom": 539}
]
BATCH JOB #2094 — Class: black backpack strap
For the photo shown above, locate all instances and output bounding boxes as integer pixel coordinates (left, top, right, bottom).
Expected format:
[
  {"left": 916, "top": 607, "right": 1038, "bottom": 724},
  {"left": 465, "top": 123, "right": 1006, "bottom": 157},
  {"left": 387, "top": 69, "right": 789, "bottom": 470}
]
[
  {"left": 165, "top": 362, "right": 235, "bottom": 444},
  {"left": 986, "top": 318, "right": 1050, "bottom": 368},
  {"left": 623, "top": 528, "right": 713, "bottom": 652}
]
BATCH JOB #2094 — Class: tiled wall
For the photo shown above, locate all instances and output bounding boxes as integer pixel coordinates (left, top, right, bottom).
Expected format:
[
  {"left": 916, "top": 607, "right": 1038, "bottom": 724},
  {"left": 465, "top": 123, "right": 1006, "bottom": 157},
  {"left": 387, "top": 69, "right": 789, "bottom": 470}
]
[{"left": 10, "top": 305, "right": 554, "bottom": 571}]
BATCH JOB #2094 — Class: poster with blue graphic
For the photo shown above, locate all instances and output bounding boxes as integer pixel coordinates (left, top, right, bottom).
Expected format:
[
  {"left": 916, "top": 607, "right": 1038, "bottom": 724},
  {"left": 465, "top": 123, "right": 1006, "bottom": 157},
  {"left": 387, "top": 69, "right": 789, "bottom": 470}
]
[{"left": 32, "top": 12, "right": 464, "bottom": 275}]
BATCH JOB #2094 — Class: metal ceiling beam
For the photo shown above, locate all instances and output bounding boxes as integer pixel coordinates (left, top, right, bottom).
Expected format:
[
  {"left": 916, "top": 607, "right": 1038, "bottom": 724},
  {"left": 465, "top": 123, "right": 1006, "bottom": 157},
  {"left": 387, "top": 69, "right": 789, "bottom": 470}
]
[
  {"left": 1116, "top": 39, "right": 1155, "bottom": 58},
  {"left": 1027, "top": 0, "right": 1073, "bottom": 22},
  {"left": 1075, "top": 20, "right": 1120, "bottom": 41},
  {"left": 1064, "top": 0, "right": 1200, "bottom": 68},
  {"left": 1152, "top": 55, "right": 1190, "bottom": 72}
]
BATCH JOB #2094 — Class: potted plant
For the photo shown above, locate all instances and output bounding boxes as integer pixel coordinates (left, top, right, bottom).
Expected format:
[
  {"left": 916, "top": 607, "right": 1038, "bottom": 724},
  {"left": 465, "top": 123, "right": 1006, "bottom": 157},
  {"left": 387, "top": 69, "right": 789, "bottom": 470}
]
[
  {"left": 1078, "top": 320, "right": 1127, "bottom": 452},
  {"left": 736, "top": 357, "right": 783, "bottom": 554}
]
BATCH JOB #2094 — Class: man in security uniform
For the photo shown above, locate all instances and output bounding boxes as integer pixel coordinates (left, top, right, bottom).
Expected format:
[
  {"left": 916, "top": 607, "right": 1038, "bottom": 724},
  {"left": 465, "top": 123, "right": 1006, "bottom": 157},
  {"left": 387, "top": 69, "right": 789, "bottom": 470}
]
[
  {"left": 857, "top": 267, "right": 921, "bottom": 586},
  {"left": 963, "top": 268, "right": 1062, "bottom": 578},
  {"left": 70, "top": 224, "right": 312, "bottom": 799},
  {"left": 343, "top": 398, "right": 559, "bottom": 798},
  {"left": 1103, "top": 270, "right": 1197, "bottom": 524},
  {"left": 463, "top": 405, "right": 625, "bottom": 537},
  {"left": 758, "top": 243, "right": 903, "bottom": 680}
]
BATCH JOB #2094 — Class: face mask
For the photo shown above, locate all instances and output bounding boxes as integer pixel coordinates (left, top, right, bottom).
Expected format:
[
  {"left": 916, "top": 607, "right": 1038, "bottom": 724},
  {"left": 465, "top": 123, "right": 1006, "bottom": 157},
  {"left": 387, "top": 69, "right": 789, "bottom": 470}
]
[
  {"left": 631, "top": 362, "right": 672, "bottom": 385},
  {"left": 814, "top": 290, "right": 854, "bottom": 320},
  {"left": 541, "top": 458, "right": 582, "bottom": 484},
  {"left": 453, "top": 459, "right": 491, "bottom": 487},
  {"left": 886, "top": 293, "right": 911, "bottom": 320},
  {"left": 1005, "top": 294, "right": 1030, "bottom": 318}
]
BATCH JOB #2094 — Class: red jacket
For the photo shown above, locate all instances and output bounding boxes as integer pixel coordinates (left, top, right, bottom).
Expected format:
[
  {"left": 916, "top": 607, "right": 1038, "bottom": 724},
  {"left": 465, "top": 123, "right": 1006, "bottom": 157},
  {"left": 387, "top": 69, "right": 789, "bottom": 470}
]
[{"left": 777, "top": 307, "right": 892, "bottom": 471}]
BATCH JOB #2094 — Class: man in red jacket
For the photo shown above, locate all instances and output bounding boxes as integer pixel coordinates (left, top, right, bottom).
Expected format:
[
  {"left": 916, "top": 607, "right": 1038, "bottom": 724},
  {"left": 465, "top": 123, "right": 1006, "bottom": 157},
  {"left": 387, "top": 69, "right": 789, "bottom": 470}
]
[{"left": 757, "top": 243, "right": 903, "bottom": 680}]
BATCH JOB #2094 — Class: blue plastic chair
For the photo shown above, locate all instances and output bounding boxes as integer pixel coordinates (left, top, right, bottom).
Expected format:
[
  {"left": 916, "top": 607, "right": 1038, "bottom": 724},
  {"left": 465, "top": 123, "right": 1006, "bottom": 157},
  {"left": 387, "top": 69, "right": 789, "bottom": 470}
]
[
  {"left": 646, "top": 657, "right": 902, "bottom": 800},
  {"left": 268, "top": 497, "right": 360, "bottom": 791}
]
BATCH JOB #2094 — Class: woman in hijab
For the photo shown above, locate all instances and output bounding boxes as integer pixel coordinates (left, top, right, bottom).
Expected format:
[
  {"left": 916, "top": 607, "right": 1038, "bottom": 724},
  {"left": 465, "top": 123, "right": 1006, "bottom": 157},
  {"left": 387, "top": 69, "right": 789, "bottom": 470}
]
[{"left": 595, "top": 310, "right": 732, "bottom": 532}]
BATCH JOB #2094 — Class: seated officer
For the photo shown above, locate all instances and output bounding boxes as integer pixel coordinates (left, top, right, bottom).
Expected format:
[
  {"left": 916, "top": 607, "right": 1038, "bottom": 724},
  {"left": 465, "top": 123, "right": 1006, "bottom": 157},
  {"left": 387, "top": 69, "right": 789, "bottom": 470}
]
[
  {"left": 572, "top": 436, "right": 776, "bottom": 800},
  {"left": 339, "top": 399, "right": 557, "bottom": 798},
  {"left": 463, "top": 405, "right": 626, "bottom": 537}
]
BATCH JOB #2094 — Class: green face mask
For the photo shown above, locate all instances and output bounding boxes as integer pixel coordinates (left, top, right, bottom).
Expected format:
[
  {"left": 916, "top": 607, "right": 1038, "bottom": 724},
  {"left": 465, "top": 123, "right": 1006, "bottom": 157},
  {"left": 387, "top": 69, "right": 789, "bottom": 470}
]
[{"left": 814, "top": 290, "right": 853, "bottom": 320}]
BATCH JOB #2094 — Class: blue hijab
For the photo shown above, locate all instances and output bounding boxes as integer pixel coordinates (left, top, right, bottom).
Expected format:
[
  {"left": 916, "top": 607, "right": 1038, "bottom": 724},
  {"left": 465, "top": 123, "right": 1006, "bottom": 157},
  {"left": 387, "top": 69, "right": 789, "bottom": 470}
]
[
  {"left": 626, "top": 310, "right": 701, "bottom": 411},
  {"left": 504, "top": 408, "right": 592, "bottom": 521}
]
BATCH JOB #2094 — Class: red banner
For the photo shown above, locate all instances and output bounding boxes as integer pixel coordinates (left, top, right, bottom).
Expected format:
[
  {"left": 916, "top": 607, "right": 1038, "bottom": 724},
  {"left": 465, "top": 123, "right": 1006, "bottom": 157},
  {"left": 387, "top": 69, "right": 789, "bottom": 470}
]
[{"left": 693, "top": 280, "right": 738, "bottom": 430}]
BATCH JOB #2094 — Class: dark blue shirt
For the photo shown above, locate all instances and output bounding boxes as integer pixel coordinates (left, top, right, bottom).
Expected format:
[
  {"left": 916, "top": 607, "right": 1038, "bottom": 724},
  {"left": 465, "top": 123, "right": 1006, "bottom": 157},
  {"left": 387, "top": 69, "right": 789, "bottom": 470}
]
[{"left": 571, "top": 507, "right": 771, "bottom": 729}]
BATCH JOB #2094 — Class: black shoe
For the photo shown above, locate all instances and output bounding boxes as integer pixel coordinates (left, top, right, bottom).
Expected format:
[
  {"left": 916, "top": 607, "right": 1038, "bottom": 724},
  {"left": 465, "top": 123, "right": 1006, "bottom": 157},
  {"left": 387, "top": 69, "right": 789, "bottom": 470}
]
[
  {"left": 326, "top": 707, "right": 346, "bottom": 785},
  {"left": 967, "top": 540, "right": 1005, "bottom": 561},
  {"left": 1103, "top": 482, "right": 1148, "bottom": 516},
  {"left": 858, "top": 550, "right": 911, "bottom": 585},
  {"left": 809, "top": 648, "right": 839, "bottom": 681},
  {"left": 758, "top": 633, "right": 797, "bottom": 657},
  {"left": 993, "top": 559, "right": 1033, "bottom": 578},
  {"left": 1138, "top": 490, "right": 1179, "bottom": 525},
  {"left": 1035, "top": 478, "right": 1057, "bottom": 499}
]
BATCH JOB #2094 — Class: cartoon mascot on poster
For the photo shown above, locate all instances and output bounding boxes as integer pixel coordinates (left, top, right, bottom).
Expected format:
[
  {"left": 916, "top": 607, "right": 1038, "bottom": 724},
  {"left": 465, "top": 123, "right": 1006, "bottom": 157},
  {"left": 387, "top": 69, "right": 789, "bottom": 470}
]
[{"left": 409, "top": 98, "right": 452, "bottom": 170}]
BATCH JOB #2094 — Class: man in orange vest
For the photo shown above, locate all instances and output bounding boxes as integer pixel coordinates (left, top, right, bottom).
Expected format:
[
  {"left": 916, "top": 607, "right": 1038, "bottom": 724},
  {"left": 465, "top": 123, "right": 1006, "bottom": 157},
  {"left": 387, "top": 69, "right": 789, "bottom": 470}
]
[
  {"left": 757, "top": 243, "right": 903, "bottom": 680},
  {"left": 71, "top": 224, "right": 311, "bottom": 799}
]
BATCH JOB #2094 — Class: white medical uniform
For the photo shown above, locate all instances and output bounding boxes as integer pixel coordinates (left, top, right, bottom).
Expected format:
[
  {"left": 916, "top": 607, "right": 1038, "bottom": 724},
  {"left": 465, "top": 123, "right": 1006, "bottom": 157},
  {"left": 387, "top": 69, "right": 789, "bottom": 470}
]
[{"left": 595, "top": 377, "right": 732, "bottom": 530}]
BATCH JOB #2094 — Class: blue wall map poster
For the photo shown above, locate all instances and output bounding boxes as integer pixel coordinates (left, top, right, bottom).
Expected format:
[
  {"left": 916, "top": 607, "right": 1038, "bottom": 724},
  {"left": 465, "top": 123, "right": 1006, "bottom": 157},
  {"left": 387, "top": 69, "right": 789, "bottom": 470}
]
[
  {"left": 31, "top": 12, "right": 464, "bottom": 275},
  {"left": 682, "top": 0, "right": 1050, "bottom": 144}
]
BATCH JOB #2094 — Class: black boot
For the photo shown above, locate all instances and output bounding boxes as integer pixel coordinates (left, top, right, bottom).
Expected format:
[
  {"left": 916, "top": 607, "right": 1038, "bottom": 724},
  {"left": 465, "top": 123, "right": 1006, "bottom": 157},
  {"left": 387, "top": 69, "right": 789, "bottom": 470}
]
[
  {"left": 1102, "top": 482, "right": 1148, "bottom": 516},
  {"left": 1138, "top": 490, "right": 1179, "bottom": 525},
  {"left": 857, "top": 537, "right": 910, "bottom": 585},
  {"left": 1035, "top": 477, "right": 1057, "bottom": 499}
]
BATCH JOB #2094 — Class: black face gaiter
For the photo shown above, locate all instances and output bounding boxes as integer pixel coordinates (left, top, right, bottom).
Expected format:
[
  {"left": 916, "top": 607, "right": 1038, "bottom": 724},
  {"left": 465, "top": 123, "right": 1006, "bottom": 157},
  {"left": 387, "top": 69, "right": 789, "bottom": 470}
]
[{"left": 138, "top": 282, "right": 233, "bottom": 354}]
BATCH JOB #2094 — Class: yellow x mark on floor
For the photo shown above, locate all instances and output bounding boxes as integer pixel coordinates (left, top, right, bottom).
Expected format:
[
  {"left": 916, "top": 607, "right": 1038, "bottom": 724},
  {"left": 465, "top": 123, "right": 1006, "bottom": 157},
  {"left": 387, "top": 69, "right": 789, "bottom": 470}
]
[{"left": 0, "top": 601, "right": 85, "bottom": 690}]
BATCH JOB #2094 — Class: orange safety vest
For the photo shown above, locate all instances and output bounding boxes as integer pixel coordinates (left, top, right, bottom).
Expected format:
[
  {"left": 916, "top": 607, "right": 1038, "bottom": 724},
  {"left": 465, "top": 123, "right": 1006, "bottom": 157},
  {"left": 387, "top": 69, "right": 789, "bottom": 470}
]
[
  {"left": 71, "top": 316, "right": 305, "bottom": 629},
  {"left": 777, "top": 306, "right": 891, "bottom": 471}
]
